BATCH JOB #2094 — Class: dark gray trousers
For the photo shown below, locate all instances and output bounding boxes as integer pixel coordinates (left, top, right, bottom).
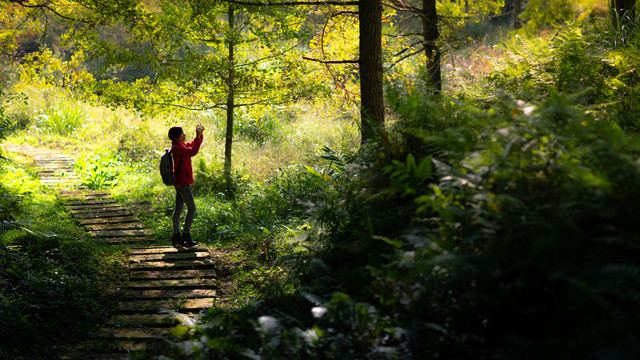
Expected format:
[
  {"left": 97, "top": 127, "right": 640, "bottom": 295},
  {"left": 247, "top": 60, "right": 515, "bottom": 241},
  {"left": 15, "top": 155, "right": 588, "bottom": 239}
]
[{"left": 173, "top": 185, "right": 196, "bottom": 234}]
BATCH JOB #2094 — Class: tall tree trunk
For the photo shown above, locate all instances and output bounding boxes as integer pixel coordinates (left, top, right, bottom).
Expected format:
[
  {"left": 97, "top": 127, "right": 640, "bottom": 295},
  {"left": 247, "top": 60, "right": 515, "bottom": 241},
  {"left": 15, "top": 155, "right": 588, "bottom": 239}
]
[
  {"left": 224, "top": 5, "right": 235, "bottom": 179},
  {"left": 611, "top": 0, "right": 637, "bottom": 26},
  {"left": 513, "top": 0, "right": 522, "bottom": 29},
  {"left": 359, "top": 0, "right": 384, "bottom": 145},
  {"left": 422, "top": 0, "right": 441, "bottom": 93}
]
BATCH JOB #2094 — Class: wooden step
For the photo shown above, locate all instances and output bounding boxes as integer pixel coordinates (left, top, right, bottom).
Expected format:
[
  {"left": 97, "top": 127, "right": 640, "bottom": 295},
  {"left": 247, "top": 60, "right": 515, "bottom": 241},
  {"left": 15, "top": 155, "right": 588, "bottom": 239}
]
[
  {"left": 117, "top": 298, "right": 216, "bottom": 312},
  {"left": 124, "top": 288, "right": 217, "bottom": 300},
  {"left": 76, "top": 216, "right": 140, "bottom": 225},
  {"left": 107, "top": 313, "right": 191, "bottom": 326},
  {"left": 67, "top": 202, "right": 122, "bottom": 210},
  {"left": 127, "top": 246, "right": 206, "bottom": 255},
  {"left": 89, "top": 229, "right": 154, "bottom": 237},
  {"left": 129, "top": 269, "right": 217, "bottom": 280},
  {"left": 126, "top": 278, "right": 218, "bottom": 290},
  {"left": 102, "top": 237, "right": 158, "bottom": 244},
  {"left": 95, "top": 327, "right": 168, "bottom": 340},
  {"left": 84, "top": 223, "right": 146, "bottom": 231},
  {"left": 72, "top": 210, "right": 133, "bottom": 219},
  {"left": 130, "top": 259, "right": 215, "bottom": 270},
  {"left": 129, "top": 251, "right": 210, "bottom": 262}
]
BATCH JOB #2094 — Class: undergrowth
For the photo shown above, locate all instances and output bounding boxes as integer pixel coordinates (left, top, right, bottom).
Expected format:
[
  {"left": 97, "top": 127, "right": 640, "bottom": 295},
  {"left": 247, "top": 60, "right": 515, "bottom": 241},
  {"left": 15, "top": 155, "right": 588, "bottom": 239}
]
[
  {"left": 0, "top": 155, "right": 126, "bottom": 360},
  {"left": 154, "top": 17, "right": 640, "bottom": 360}
]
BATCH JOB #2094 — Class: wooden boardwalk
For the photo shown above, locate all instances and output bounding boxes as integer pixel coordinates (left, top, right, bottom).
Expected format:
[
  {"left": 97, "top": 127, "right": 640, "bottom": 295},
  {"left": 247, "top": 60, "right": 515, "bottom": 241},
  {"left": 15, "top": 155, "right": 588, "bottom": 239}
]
[{"left": 6, "top": 145, "right": 219, "bottom": 359}]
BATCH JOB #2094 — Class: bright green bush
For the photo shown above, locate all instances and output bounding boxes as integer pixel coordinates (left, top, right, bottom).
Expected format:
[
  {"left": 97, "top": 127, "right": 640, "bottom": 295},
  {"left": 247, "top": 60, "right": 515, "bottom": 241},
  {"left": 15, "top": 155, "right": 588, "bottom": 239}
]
[
  {"left": 75, "top": 153, "right": 121, "bottom": 189},
  {"left": 34, "top": 102, "right": 85, "bottom": 135}
]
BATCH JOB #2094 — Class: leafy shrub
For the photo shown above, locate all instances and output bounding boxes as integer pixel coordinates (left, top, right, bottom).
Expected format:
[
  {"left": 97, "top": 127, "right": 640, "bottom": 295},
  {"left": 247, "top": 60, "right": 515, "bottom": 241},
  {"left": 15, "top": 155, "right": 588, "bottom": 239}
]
[
  {"left": 75, "top": 153, "right": 121, "bottom": 189},
  {"left": 234, "top": 108, "right": 287, "bottom": 145},
  {"left": 363, "top": 91, "right": 640, "bottom": 359},
  {"left": 34, "top": 103, "right": 85, "bottom": 135}
]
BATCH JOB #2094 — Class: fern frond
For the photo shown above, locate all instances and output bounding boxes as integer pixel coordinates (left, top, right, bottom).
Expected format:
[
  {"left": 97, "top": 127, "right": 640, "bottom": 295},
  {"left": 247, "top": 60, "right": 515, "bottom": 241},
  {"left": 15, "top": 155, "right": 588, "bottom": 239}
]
[{"left": 0, "top": 229, "right": 27, "bottom": 247}]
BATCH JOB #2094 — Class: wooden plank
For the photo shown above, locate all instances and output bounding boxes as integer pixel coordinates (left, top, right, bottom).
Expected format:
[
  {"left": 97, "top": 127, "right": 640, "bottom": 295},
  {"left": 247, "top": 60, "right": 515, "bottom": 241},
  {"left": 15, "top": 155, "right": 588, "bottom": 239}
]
[
  {"left": 67, "top": 202, "right": 121, "bottom": 210},
  {"left": 59, "top": 191, "right": 111, "bottom": 199},
  {"left": 72, "top": 210, "right": 133, "bottom": 219},
  {"left": 65, "top": 199, "right": 118, "bottom": 206},
  {"left": 126, "top": 278, "right": 218, "bottom": 289},
  {"left": 84, "top": 223, "right": 145, "bottom": 231},
  {"left": 71, "top": 206, "right": 127, "bottom": 214},
  {"left": 124, "top": 289, "right": 217, "bottom": 300},
  {"left": 76, "top": 216, "right": 140, "bottom": 225},
  {"left": 62, "top": 351, "right": 134, "bottom": 360},
  {"left": 117, "top": 298, "right": 215, "bottom": 312},
  {"left": 95, "top": 327, "right": 168, "bottom": 340},
  {"left": 69, "top": 339, "right": 153, "bottom": 353},
  {"left": 129, "top": 269, "right": 217, "bottom": 280},
  {"left": 129, "top": 251, "right": 210, "bottom": 262},
  {"left": 127, "top": 247, "right": 206, "bottom": 255},
  {"left": 101, "top": 237, "right": 157, "bottom": 244},
  {"left": 129, "top": 259, "right": 215, "bottom": 270},
  {"left": 89, "top": 229, "right": 153, "bottom": 238},
  {"left": 107, "top": 313, "right": 186, "bottom": 326}
]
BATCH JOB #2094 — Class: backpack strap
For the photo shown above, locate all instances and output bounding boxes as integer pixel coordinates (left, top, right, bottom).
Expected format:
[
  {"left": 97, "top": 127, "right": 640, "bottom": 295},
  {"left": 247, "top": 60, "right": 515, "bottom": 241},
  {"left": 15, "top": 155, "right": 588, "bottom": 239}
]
[{"left": 170, "top": 144, "right": 184, "bottom": 179}]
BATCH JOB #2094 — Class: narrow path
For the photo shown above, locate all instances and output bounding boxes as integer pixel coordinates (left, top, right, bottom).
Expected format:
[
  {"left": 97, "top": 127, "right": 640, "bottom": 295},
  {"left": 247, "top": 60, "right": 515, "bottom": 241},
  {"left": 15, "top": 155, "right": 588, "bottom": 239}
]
[{"left": 6, "top": 145, "right": 222, "bottom": 359}]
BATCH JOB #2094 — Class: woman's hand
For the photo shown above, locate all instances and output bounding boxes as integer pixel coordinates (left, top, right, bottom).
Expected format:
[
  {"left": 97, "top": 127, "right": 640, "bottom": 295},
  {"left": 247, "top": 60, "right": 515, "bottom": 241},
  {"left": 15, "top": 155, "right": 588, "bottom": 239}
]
[{"left": 196, "top": 124, "right": 204, "bottom": 136}]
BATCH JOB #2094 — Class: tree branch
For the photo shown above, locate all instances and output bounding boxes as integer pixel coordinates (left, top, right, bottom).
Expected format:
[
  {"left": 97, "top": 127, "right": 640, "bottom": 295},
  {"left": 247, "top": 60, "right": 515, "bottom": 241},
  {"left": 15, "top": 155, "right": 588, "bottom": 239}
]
[
  {"left": 302, "top": 56, "right": 358, "bottom": 64},
  {"left": 223, "top": 0, "right": 359, "bottom": 6},
  {"left": 392, "top": 47, "right": 424, "bottom": 66}
]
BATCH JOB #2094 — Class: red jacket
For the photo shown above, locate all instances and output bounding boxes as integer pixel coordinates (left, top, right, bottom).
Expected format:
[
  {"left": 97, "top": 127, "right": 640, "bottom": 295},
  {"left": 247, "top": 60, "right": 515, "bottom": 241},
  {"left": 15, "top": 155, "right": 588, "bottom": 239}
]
[{"left": 171, "top": 135, "right": 203, "bottom": 186}]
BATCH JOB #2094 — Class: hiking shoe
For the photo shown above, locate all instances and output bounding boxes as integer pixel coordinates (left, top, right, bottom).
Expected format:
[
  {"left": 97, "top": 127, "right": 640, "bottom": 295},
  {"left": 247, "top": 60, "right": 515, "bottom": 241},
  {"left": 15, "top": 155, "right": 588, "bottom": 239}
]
[
  {"left": 181, "top": 232, "right": 197, "bottom": 247},
  {"left": 171, "top": 232, "right": 182, "bottom": 247}
]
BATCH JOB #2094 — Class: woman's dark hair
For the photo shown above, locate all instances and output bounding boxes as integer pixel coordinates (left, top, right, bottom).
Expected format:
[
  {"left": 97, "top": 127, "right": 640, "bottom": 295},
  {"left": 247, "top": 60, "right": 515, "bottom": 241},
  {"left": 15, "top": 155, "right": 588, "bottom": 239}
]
[{"left": 168, "top": 126, "right": 183, "bottom": 141}]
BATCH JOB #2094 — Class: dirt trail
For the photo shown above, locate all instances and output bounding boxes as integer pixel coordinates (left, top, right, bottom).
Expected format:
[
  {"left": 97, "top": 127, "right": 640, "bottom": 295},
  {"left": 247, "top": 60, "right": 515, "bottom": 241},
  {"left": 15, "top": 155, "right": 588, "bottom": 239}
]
[{"left": 7, "top": 145, "right": 232, "bottom": 359}]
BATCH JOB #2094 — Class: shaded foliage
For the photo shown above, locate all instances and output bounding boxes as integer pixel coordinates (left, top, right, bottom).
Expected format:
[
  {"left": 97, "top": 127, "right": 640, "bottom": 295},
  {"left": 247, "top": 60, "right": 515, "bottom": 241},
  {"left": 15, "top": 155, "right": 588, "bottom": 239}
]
[{"left": 160, "top": 20, "right": 640, "bottom": 360}]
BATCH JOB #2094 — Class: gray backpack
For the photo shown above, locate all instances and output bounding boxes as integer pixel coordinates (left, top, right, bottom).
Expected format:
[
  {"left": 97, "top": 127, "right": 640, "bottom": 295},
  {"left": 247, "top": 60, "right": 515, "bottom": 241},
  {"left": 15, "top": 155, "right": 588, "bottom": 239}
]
[{"left": 159, "top": 146, "right": 182, "bottom": 185}]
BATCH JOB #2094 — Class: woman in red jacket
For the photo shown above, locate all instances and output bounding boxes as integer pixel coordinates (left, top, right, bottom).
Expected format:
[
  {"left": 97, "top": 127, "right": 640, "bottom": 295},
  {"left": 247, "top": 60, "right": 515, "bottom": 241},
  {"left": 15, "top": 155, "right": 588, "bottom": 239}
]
[{"left": 168, "top": 124, "right": 204, "bottom": 247}]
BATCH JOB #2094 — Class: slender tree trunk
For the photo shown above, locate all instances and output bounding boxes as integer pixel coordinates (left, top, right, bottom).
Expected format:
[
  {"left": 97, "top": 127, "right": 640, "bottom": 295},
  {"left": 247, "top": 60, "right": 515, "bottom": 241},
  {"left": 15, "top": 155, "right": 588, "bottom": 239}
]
[
  {"left": 224, "top": 5, "right": 235, "bottom": 179},
  {"left": 513, "top": 0, "right": 522, "bottom": 29},
  {"left": 359, "top": 0, "right": 384, "bottom": 145},
  {"left": 422, "top": 0, "right": 441, "bottom": 93},
  {"left": 611, "top": 0, "right": 637, "bottom": 26}
]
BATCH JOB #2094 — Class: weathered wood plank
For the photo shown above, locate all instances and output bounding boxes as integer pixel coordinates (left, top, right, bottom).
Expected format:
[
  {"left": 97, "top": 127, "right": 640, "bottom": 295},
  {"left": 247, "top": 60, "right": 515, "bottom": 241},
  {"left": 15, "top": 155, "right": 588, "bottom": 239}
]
[
  {"left": 59, "top": 191, "right": 112, "bottom": 200},
  {"left": 129, "top": 251, "right": 210, "bottom": 262},
  {"left": 72, "top": 210, "right": 133, "bottom": 219},
  {"left": 129, "top": 259, "right": 215, "bottom": 270},
  {"left": 65, "top": 199, "right": 118, "bottom": 206},
  {"left": 95, "top": 327, "right": 168, "bottom": 339},
  {"left": 89, "top": 229, "right": 153, "bottom": 237},
  {"left": 107, "top": 313, "right": 186, "bottom": 326},
  {"left": 124, "top": 289, "right": 217, "bottom": 300},
  {"left": 129, "top": 269, "right": 217, "bottom": 280},
  {"left": 71, "top": 206, "right": 127, "bottom": 214},
  {"left": 67, "top": 203, "right": 121, "bottom": 210},
  {"left": 101, "top": 237, "right": 157, "bottom": 244},
  {"left": 62, "top": 351, "right": 135, "bottom": 360},
  {"left": 117, "top": 298, "right": 216, "bottom": 312},
  {"left": 84, "top": 223, "right": 145, "bottom": 231},
  {"left": 76, "top": 216, "right": 140, "bottom": 225},
  {"left": 69, "top": 339, "right": 154, "bottom": 353},
  {"left": 127, "top": 246, "right": 206, "bottom": 255},
  {"left": 126, "top": 278, "right": 218, "bottom": 289}
]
